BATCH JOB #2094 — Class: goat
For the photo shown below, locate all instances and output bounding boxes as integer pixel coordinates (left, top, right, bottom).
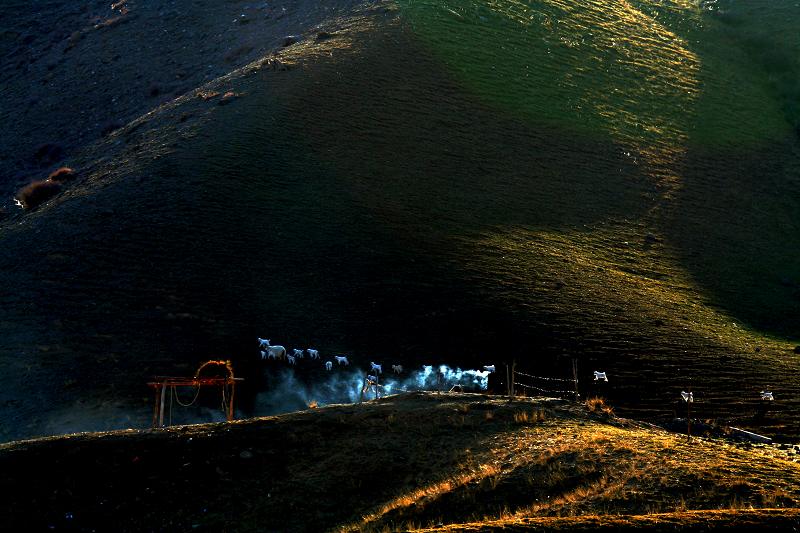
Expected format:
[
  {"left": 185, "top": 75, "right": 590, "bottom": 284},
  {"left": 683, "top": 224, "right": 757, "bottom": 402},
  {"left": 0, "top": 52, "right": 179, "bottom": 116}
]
[
  {"left": 680, "top": 391, "right": 693, "bottom": 403},
  {"left": 307, "top": 349, "right": 320, "bottom": 360},
  {"left": 483, "top": 365, "right": 495, "bottom": 373},
  {"left": 257, "top": 337, "right": 270, "bottom": 350},
  {"left": 292, "top": 349, "right": 304, "bottom": 359},
  {"left": 761, "top": 391, "right": 774, "bottom": 401},
  {"left": 392, "top": 364, "right": 403, "bottom": 374},
  {"left": 370, "top": 362, "right": 382, "bottom": 374},
  {"left": 259, "top": 339, "right": 286, "bottom": 360},
  {"left": 325, "top": 361, "right": 333, "bottom": 371},
  {"left": 335, "top": 355, "right": 349, "bottom": 366},
  {"left": 593, "top": 371, "right": 608, "bottom": 382},
  {"left": 287, "top": 355, "right": 296, "bottom": 365}
]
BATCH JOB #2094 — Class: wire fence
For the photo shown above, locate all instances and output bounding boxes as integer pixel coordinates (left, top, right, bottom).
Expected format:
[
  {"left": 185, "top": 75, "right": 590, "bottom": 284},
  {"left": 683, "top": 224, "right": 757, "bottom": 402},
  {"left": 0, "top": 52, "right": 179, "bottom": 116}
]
[
  {"left": 514, "top": 370, "right": 575, "bottom": 383},
  {"left": 512, "top": 367, "right": 579, "bottom": 400}
]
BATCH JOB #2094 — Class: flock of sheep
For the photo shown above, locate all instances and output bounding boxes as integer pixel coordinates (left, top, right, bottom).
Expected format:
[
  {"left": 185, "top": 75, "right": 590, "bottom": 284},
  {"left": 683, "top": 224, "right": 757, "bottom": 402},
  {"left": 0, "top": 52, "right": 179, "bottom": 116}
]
[
  {"left": 256, "top": 338, "right": 779, "bottom": 407},
  {"left": 257, "top": 337, "right": 405, "bottom": 376},
  {"left": 256, "top": 337, "right": 498, "bottom": 388}
]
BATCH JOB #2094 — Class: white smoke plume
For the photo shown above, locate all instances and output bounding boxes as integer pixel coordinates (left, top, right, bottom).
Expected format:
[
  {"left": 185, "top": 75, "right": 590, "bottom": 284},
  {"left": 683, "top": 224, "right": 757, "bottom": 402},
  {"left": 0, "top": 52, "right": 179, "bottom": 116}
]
[{"left": 254, "top": 364, "right": 490, "bottom": 415}]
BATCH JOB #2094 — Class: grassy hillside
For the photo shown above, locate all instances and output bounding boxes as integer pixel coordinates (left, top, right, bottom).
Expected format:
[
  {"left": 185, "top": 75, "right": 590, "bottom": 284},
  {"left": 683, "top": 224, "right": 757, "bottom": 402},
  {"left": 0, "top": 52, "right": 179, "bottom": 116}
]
[
  {"left": 2, "top": 393, "right": 800, "bottom": 532},
  {"left": 0, "top": 0, "right": 798, "bottom": 442}
]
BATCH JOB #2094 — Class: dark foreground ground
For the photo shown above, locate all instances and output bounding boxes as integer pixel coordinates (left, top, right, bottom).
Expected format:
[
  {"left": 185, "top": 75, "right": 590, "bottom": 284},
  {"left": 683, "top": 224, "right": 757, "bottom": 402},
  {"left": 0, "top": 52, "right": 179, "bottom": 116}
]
[
  {"left": 2, "top": 393, "right": 800, "bottom": 532},
  {"left": 1, "top": 0, "right": 799, "bottom": 449}
]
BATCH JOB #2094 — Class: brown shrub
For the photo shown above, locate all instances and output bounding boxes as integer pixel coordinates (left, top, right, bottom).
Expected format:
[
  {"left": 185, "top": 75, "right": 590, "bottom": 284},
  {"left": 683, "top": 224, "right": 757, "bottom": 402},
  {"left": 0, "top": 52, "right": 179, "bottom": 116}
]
[
  {"left": 47, "top": 167, "right": 76, "bottom": 183},
  {"left": 218, "top": 91, "right": 237, "bottom": 105},
  {"left": 16, "top": 180, "right": 61, "bottom": 209}
]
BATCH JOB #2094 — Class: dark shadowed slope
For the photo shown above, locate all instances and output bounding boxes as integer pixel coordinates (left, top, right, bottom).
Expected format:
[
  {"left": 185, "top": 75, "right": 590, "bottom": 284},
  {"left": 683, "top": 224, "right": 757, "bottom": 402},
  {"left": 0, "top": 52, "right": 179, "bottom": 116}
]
[{"left": 0, "top": 0, "right": 798, "bottom": 442}]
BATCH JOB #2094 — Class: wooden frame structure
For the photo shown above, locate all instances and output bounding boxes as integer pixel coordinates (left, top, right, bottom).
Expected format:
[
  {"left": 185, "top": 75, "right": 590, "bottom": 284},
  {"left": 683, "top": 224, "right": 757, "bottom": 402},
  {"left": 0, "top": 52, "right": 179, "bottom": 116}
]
[{"left": 148, "top": 360, "right": 243, "bottom": 428}]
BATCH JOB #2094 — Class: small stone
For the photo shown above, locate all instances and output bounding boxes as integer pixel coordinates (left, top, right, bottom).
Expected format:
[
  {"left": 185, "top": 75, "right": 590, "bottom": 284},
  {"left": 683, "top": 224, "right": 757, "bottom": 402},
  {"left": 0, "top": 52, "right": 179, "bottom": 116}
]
[{"left": 239, "top": 450, "right": 253, "bottom": 460}]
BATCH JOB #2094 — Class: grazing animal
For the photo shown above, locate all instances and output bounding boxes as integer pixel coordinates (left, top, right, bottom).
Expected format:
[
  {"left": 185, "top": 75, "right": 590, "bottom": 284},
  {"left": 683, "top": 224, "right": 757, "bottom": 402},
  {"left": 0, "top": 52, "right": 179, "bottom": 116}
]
[
  {"left": 680, "top": 391, "right": 693, "bottom": 403},
  {"left": 761, "top": 391, "right": 774, "bottom": 401},
  {"left": 325, "top": 361, "right": 333, "bottom": 371},
  {"left": 593, "top": 371, "right": 608, "bottom": 382},
  {"left": 307, "top": 349, "right": 320, "bottom": 360},
  {"left": 259, "top": 339, "right": 286, "bottom": 360},
  {"left": 392, "top": 364, "right": 403, "bottom": 374},
  {"left": 287, "top": 355, "right": 296, "bottom": 365},
  {"left": 483, "top": 365, "right": 495, "bottom": 373},
  {"left": 335, "top": 355, "right": 349, "bottom": 366},
  {"left": 292, "top": 349, "right": 304, "bottom": 359},
  {"left": 366, "top": 374, "right": 378, "bottom": 383},
  {"left": 257, "top": 337, "right": 270, "bottom": 349},
  {"left": 370, "top": 362, "right": 382, "bottom": 374}
]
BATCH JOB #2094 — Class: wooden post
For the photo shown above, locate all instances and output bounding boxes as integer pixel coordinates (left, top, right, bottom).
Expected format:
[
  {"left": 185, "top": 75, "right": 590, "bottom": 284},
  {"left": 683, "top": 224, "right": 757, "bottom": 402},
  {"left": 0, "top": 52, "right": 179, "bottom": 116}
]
[
  {"left": 505, "top": 364, "right": 511, "bottom": 397},
  {"left": 572, "top": 358, "right": 579, "bottom": 401},
  {"left": 228, "top": 380, "right": 236, "bottom": 421},
  {"left": 687, "top": 390, "right": 691, "bottom": 439},
  {"left": 158, "top": 382, "right": 167, "bottom": 427},
  {"left": 511, "top": 360, "right": 517, "bottom": 397},
  {"left": 152, "top": 386, "right": 160, "bottom": 428}
]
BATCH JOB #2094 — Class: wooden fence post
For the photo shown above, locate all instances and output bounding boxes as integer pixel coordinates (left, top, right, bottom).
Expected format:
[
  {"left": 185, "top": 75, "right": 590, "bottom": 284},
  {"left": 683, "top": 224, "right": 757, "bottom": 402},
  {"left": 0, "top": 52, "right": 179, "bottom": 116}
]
[{"left": 572, "top": 358, "right": 579, "bottom": 401}]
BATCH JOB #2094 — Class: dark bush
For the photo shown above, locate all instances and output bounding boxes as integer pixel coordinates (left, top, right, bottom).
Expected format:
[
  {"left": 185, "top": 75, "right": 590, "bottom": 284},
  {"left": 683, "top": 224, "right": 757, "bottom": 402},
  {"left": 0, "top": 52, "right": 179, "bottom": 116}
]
[
  {"left": 32, "top": 143, "right": 64, "bottom": 166},
  {"left": 101, "top": 121, "right": 123, "bottom": 136},
  {"left": 16, "top": 180, "right": 61, "bottom": 210}
]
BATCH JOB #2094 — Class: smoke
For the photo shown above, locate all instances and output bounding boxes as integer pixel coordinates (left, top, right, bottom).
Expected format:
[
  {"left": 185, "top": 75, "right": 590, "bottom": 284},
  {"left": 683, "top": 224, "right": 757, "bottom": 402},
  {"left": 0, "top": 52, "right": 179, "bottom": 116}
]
[
  {"left": 30, "top": 365, "right": 492, "bottom": 439},
  {"left": 253, "top": 364, "right": 491, "bottom": 416}
]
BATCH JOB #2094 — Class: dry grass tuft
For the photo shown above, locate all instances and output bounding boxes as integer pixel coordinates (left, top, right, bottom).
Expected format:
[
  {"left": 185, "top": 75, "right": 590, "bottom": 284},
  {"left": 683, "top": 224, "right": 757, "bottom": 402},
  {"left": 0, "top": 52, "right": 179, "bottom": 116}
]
[
  {"left": 513, "top": 408, "right": 547, "bottom": 424},
  {"left": 586, "top": 397, "right": 614, "bottom": 416}
]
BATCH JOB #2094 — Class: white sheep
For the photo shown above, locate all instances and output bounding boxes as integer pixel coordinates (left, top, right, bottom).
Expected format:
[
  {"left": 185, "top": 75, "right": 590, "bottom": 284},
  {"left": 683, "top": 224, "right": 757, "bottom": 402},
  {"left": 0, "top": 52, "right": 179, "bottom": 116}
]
[
  {"left": 370, "top": 362, "right": 382, "bottom": 374},
  {"left": 292, "top": 349, "right": 304, "bottom": 359},
  {"left": 335, "top": 355, "right": 349, "bottom": 366},
  {"left": 307, "top": 349, "right": 320, "bottom": 360},
  {"left": 325, "top": 361, "right": 333, "bottom": 371},
  {"left": 483, "top": 365, "right": 495, "bottom": 373},
  {"left": 392, "top": 364, "right": 403, "bottom": 374},
  {"left": 760, "top": 391, "right": 774, "bottom": 401},
  {"left": 593, "top": 371, "right": 608, "bottom": 382},
  {"left": 257, "top": 337, "right": 270, "bottom": 349},
  {"left": 260, "top": 339, "right": 286, "bottom": 360},
  {"left": 287, "top": 355, "right": 296, "bottom": 365}
]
